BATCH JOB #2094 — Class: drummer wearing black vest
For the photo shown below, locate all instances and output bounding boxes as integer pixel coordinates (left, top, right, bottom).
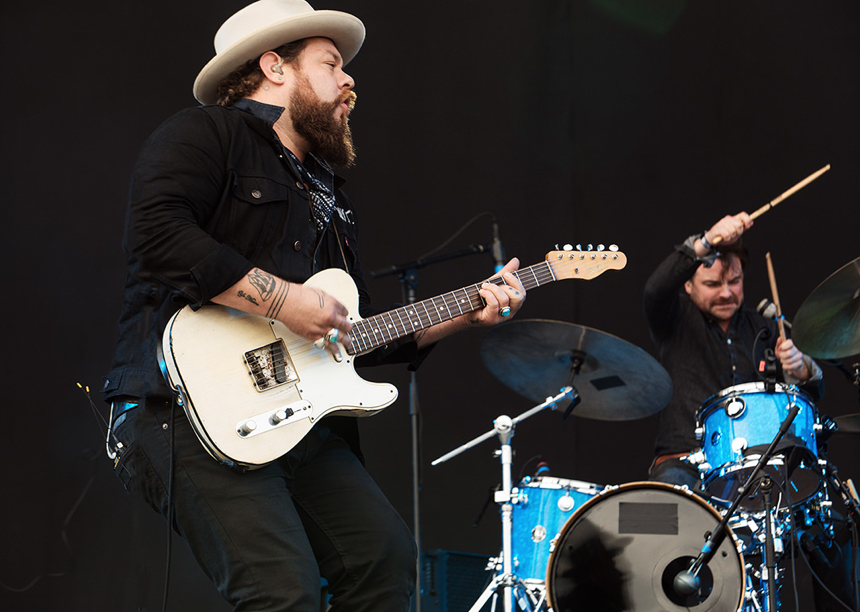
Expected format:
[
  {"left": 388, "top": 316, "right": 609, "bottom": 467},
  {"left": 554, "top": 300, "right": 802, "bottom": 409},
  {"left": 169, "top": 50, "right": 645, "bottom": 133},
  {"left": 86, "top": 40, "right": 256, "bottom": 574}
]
[{"left": 644, "top": 211, "right": 823, "bottom": 488}]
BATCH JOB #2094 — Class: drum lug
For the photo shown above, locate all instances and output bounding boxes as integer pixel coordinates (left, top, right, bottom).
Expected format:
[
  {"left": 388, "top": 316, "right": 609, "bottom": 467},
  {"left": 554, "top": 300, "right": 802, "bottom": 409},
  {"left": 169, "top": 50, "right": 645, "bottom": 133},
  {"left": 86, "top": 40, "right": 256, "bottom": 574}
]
[
  {"left": 688, "top": 451, "right": 705, "bottom": 465},
  {"left": 694, "top": 426, "right": 704, "bottom": 441}
]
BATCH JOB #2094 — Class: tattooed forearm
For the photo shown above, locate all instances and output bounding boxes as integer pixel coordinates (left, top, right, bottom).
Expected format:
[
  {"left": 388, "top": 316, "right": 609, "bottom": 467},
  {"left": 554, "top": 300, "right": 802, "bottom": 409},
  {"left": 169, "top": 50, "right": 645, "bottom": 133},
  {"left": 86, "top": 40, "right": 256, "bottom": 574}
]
[
  {"left": 248, "top": 268, "right": 277, "bottom": 301},
  {"left": 265, "top": 280, "right": 291, "bottom": 319},
  {"left": 414, "top": 330, "right": 427, "bottom": 343},
  {"left": 237, "top": 290, "right": 259, "bottom": 306}
]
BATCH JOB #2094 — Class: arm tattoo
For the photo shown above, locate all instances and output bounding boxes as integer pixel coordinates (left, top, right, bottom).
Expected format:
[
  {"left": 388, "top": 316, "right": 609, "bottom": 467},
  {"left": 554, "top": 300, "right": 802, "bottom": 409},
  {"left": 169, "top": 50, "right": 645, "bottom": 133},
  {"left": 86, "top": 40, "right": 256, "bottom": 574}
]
[
  {"left": 265, "top": 280, "right": 290, "bottom": 319},
  {"left": 237, "top": 290, "right": 259, "bottom": 306},
  {"left": 247, "top": 268, "right": 276, "bottom": 301}
]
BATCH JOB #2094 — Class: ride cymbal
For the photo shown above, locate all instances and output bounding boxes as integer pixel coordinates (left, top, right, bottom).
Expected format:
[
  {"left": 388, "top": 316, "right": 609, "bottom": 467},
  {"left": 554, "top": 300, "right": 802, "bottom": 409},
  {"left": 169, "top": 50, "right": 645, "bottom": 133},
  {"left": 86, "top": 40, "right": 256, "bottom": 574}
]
[{"left": 793, "top": 257, "right": 860, "bottom": 359}]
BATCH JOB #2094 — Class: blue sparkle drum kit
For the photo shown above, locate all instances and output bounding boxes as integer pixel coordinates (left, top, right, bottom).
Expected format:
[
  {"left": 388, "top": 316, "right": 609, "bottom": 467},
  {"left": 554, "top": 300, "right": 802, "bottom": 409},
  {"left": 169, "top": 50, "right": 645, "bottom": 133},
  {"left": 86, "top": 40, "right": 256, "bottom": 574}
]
[{"left": 437, "top": 285, "right": 860, "bottom": 612}]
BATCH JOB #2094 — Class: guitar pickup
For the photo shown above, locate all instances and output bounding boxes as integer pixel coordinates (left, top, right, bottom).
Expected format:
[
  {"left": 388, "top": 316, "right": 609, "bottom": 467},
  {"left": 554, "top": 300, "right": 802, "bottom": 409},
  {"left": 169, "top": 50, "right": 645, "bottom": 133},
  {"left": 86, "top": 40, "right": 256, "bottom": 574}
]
[
  {"left": 236, "top": 400, "right": 312, "bottom": 438},
  {"left": 244, "top": 340, "right": 299, "bottom": 392}
]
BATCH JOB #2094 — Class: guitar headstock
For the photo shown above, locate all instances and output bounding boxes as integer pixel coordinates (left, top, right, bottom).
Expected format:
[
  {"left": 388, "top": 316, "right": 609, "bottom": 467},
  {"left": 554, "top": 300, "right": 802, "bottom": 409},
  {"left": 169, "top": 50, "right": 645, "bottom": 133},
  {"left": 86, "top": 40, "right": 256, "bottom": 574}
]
[{"left": 545, "top": 245, "right": 627, "bottom": 280}]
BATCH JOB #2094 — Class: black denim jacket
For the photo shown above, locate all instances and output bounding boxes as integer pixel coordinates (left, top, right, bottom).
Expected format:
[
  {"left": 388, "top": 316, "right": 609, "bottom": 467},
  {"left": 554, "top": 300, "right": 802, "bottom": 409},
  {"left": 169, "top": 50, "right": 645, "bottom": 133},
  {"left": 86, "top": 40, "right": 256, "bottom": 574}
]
[{"left": 104, "top": 104, "right": 422, "bottom": 404}]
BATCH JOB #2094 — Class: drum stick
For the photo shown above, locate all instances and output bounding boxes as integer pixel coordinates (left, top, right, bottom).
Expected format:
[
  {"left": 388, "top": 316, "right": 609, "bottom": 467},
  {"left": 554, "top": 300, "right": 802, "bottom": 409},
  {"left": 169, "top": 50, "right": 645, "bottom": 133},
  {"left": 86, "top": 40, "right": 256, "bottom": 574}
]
[
  {"left": 765, "top": 252, "right": 787, "bottom": 343},
  {"left": 711, "top": 164, "right": 830, "bottom": 245}
]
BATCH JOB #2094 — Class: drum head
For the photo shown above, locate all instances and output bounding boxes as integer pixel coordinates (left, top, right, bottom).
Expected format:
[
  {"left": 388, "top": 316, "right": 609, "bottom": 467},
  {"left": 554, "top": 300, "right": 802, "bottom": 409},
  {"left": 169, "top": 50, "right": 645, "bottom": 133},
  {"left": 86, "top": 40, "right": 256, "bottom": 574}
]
[{"left": 546, "top": 482, "right": 744, "bottom": 612}]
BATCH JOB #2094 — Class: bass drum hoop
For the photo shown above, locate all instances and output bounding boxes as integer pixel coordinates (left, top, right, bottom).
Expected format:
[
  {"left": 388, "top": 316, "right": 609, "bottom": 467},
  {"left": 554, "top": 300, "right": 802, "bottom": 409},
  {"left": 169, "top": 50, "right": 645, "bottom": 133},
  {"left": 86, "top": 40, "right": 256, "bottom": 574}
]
[{"left": 545, "top": 481, "right": 745, "bottom": 612}]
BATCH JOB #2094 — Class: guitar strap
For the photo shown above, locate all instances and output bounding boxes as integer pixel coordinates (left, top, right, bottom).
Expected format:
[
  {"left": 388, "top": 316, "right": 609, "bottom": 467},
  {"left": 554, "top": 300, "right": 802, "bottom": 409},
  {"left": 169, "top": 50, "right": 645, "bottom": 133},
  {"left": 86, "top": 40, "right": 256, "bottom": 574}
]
[{"left": 332, "top": 221, "right": 350, "bottom": 275}]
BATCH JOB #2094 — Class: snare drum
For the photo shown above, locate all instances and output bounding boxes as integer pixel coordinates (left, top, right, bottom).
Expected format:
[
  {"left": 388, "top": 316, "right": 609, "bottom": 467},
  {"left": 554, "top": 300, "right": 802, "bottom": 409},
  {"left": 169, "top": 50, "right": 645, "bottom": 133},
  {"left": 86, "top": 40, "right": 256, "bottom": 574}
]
[
  {"left": 696, "top": 382, "right": 820, "bottom": 508},
  {"left": 546, "top": 482, "right": 745, "bottom": 612},
  {"left": 511, "top": 476, "right": 603, "bottom": 582}
]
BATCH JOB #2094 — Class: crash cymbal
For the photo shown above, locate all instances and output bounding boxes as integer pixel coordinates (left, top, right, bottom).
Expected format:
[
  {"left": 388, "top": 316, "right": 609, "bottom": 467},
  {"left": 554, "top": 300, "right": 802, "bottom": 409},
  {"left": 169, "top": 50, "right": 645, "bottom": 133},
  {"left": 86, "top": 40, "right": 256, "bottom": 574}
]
[
  {"left": 793, "top": 257, "right": 860, "bottom": 359},
  {"left": 480, "top": 319, "right": 672, "bottom": 421},
  {"left": 835, "top": 413, "right": 860, "bottom": 434}
]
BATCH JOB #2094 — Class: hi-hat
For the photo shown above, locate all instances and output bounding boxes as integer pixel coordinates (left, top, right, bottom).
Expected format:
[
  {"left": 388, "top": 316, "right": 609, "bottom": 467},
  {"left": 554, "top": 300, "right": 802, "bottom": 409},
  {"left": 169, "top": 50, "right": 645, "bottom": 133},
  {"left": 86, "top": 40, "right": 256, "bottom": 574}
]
[
  {"left": 793, "top": 257, "right": 860, "bottom": 359},
  {"left": 480, "top": 319, "right": 672, "bottom": 421}
]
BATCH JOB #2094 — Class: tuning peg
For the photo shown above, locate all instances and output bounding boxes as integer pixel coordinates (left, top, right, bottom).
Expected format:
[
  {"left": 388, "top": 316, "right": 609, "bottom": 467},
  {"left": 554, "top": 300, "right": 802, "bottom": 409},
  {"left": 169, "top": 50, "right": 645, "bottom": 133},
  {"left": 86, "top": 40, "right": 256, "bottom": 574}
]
[
  {"left": 575, "top": 244, "right": 582, "bottom": 251},
  {"left": 587, "top": 244, "right": 593, "bottom": 251},
  {"left": 597, "top": 244, "right": 605, "bottom": 252},
  {"left": 609, "top": 244, "right": 619, "bottom": 252},
  {"left": 562, "top": 244, "right": 573, "bottom": 251}
]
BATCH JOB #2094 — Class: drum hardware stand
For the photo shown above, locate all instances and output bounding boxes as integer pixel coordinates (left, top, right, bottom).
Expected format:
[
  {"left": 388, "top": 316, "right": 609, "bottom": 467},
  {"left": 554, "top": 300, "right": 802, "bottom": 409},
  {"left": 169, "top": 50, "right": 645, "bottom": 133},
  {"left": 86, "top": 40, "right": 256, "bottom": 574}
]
[
  {"left": 674, "top": 399, "right": 802, "bottom": 609},
  {"left": 824, "top": 462, "right": 860, "bottom": 612},
  {"left": 759, "top": 475, "right": 780, "bottom": 611},
  {"left": 431, "top": 387, "right": 576, "bottom": 612}
]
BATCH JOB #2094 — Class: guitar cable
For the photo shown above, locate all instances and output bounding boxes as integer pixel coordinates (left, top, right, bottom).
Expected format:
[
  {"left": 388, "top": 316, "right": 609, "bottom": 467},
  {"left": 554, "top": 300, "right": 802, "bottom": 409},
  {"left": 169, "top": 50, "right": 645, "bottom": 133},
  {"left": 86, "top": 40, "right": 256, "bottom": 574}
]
[{"left": 161, "top": 397, "right": 177, "bottom": 612}]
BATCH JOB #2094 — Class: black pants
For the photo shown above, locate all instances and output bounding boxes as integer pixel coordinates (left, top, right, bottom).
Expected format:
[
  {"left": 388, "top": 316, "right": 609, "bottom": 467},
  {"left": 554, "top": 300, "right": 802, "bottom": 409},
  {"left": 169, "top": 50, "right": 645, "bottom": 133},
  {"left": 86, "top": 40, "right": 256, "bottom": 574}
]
[{"left": 112, "top": 402, "right": 416, "bottom": 611}]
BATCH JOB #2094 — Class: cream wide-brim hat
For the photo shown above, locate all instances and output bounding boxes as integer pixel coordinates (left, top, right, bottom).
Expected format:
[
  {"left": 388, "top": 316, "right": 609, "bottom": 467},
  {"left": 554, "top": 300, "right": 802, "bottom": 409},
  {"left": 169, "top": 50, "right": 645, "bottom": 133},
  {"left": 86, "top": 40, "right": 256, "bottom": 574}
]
[{"left": 193, "top": 0, "right": 365, "bottom": 105}]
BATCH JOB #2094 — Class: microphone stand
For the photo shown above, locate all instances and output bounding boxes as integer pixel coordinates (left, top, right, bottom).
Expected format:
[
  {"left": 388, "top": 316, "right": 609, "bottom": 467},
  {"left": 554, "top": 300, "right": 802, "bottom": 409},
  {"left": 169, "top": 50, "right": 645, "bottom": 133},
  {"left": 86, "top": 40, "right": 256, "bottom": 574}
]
[
  {"left": 675, "top": 399, "right": 802, "bottom": 609},
  {"left": 369, "top": 243, "right": 499, "bottom": 612},
  {"left": 432, "top": 388, "right": 576, "bottom": 612}
]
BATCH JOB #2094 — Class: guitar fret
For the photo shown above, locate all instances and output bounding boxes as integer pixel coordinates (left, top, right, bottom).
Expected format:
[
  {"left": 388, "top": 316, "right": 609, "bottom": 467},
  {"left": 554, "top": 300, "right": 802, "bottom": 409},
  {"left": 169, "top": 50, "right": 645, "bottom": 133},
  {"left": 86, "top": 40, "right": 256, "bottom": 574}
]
[
  {"left": 452, "top": 288, "right": 470, "bottom": 314},
  {"left": 448, "top": 291, "right": 464, "bottom": 316},
  {"left": 405, "top": 306, "right": 422, "bottom": 330},
  {"left": 529, "top": 266, "right": 540, "bottom": 287},
  {"left": 380, "top": 312, "right": 397, "bottom": 342},
  {"left": 420, "top": 302, "right": 432, "bottom": 328},
  {"left": 395, "top": 308, "right": 412, "bottom": 334}
]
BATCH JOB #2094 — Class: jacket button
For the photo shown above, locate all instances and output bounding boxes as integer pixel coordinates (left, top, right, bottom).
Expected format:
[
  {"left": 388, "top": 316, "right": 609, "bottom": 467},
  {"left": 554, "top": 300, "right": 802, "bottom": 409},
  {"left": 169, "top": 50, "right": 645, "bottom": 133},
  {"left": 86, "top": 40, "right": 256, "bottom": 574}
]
[
  {"left": 251, "top": 189, "right": 262, "bottom": 199},
  {"left": 293, "top": 241, "right": 302, "bottom": 251}
]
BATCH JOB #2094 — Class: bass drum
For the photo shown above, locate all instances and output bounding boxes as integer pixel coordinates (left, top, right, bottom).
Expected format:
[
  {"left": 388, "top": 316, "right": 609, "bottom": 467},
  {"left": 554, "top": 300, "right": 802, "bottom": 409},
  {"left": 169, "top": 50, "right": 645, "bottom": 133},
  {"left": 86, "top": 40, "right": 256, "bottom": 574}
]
[{"left": 546, "top": 482, "right": 744, "bottom": 612}]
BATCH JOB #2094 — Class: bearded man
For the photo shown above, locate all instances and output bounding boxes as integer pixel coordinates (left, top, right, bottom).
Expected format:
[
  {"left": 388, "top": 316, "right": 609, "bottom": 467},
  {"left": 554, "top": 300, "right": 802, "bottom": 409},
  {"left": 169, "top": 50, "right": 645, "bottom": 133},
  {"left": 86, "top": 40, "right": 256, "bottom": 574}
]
[
  {"left": 102, "top": 1, "right": 525, "bottom": 610},
  {"left": 644, "top": 211, "right": 822, "bottom": 489}
]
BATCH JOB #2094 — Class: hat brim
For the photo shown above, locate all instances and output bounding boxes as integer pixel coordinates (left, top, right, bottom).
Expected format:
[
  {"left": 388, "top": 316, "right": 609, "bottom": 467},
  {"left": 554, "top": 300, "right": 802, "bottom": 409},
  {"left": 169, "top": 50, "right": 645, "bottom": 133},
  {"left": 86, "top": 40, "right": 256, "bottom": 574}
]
[{"left": 193, "top": 10, "right": 365, "bottom": 105}]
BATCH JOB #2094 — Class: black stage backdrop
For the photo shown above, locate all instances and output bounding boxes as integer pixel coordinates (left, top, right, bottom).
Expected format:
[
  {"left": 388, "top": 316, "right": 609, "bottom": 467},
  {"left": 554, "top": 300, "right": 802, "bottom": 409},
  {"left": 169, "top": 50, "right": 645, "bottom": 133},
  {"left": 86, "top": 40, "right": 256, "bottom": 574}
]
[{"left": 2, "top": 1, "right": 858, "bottom": 610}]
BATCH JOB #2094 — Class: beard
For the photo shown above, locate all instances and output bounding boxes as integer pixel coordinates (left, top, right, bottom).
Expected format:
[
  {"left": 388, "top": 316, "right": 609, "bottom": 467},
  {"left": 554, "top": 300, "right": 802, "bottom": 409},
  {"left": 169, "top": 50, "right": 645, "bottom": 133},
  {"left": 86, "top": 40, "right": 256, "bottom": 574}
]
[{"left": 289, "top": 74, "right": 356, "bottom": 168}]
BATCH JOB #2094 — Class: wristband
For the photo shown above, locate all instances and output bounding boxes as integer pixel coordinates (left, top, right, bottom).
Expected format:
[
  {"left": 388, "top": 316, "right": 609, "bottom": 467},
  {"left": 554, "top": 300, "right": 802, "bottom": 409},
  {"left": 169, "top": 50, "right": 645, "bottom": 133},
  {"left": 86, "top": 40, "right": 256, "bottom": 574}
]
[{"left": 700, "top": 232, "right": 713, "bottom": 250}]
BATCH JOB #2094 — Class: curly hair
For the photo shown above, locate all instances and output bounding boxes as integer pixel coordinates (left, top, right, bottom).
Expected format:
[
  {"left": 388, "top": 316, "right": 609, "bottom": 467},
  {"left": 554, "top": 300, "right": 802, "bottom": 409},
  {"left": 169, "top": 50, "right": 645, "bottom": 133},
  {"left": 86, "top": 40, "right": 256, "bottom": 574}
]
[{"left": 216, "top": 39, "right": 309, "bottom": 107}]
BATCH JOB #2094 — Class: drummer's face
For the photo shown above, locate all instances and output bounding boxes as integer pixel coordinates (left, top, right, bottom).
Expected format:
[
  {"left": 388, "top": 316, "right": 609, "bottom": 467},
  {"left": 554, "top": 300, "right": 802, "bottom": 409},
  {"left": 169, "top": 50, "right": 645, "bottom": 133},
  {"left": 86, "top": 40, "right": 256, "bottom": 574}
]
[{"left": 685, "top": 254, "right": 744, "bottom": 324}]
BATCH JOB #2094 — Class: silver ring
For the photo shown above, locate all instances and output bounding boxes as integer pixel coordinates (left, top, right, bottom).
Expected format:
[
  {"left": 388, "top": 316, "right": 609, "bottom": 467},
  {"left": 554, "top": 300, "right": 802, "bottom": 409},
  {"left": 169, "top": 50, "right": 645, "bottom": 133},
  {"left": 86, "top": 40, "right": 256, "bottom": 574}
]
[
  {"left": 326, "top": 328, "right": 339, "bottom": 344},
  {"left": 499, "top": 306, "right": 512, "bottom": 317}
]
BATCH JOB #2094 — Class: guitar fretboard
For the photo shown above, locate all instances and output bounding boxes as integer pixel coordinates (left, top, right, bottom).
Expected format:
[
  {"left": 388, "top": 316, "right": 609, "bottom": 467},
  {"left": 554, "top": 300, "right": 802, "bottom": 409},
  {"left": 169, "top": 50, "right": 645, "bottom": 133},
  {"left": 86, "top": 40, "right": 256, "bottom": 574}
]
[{"left": 345, "top": 261, "right": 556, "bottom": 356}]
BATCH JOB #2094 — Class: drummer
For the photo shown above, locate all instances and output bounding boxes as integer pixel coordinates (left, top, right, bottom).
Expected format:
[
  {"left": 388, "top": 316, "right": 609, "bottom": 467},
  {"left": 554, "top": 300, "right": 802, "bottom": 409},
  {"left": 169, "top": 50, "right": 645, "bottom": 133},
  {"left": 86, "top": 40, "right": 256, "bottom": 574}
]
[{"left": 643, "top": 211, "right": 824, "bottom": 489}]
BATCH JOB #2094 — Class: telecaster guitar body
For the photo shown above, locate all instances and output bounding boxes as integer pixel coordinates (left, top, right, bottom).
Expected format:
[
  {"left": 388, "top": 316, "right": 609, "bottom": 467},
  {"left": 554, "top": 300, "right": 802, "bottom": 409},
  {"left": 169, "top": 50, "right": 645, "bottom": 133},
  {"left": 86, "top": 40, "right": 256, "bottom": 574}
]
[{"left": 161, "top": 269, "right": 397, "bottom": 468}]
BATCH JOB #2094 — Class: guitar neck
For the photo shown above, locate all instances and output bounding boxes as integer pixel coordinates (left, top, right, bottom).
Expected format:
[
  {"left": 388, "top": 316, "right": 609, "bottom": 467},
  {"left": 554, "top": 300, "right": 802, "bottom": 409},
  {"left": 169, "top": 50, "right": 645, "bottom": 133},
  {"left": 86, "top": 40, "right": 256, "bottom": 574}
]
[{"left": 346, "top": 262, "right": 554, "bottom": 356}]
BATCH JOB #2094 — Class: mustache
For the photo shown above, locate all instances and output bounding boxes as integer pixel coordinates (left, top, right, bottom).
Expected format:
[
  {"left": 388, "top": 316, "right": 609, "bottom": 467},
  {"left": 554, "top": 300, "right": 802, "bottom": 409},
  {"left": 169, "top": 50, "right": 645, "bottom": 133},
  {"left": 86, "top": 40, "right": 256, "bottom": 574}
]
[{"left": 340, "top": 90, "right": 357, "bottom": 111}]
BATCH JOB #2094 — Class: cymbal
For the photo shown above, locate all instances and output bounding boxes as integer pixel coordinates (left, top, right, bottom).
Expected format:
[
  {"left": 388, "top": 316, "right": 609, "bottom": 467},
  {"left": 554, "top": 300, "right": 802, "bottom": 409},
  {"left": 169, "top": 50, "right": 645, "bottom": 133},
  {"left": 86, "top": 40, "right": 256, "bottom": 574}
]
[
  {"left": 793, "top": 256, "right": 860, "bottom": 359},
  {"left": 835, "top": 413, "right": 860, "bottom": 434},
  {"left": 480, "top": 319, "right": 672, "bottom": 421}
]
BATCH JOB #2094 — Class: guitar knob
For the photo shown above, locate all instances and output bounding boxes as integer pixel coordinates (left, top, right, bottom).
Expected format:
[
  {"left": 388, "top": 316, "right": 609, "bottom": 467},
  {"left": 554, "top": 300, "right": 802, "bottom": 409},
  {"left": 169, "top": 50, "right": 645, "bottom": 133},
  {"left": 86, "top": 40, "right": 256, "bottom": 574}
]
[
  {"left": 239, "top": 420, "right": 257, "bottom": 436},
  {"left": 271, "top": 408, "right": 294, "bottom": 424}
]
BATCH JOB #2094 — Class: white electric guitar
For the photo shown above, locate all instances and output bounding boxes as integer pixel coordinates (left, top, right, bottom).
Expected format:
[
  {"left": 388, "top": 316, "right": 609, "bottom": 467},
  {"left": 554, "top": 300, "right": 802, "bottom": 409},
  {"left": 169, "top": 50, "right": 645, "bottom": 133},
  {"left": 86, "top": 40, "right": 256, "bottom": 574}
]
[{"left": 160, "top": 247, "right": 627, "bottom": 468}]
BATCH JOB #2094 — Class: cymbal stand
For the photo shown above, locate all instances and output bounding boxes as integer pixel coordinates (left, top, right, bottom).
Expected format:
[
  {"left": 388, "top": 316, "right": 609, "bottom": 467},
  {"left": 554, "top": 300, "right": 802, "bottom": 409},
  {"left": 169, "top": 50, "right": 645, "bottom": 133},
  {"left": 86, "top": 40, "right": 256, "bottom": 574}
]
[
  {"left": 432, "top": 387, "right": 576, "bottom": 612},
  {"left": 759, "top": 475, "right": 779, "bottom": 611}
]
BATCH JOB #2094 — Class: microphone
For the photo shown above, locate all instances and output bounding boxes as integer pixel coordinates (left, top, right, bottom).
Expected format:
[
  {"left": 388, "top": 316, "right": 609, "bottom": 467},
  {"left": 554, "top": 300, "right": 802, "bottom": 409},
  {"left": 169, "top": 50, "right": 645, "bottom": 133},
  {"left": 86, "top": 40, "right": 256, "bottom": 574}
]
[
  {"left": 673, "top": 569, "right": 700, "bottom": 596},
  {"left": 757, "top": 298, "right": 792, "bottom": 329},
  {"left": 491, "top": 221, "right": 506, "bottom": 274}
]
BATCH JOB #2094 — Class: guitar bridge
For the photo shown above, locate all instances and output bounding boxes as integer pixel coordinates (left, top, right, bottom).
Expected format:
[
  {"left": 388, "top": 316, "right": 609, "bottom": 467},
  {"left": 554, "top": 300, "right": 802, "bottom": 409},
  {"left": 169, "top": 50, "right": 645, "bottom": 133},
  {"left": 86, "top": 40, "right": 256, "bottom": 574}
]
[{"left": 244, "top": 340, "right": 299, "bottom": 392}]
